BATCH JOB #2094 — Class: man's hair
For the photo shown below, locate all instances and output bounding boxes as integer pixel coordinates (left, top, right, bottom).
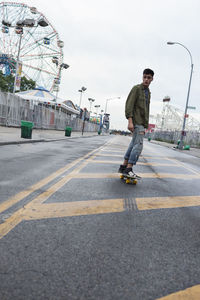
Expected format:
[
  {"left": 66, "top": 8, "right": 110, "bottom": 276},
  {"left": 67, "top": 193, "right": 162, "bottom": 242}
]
[{"left": 143, "top": 68, "right": 154, "bottom": 77}]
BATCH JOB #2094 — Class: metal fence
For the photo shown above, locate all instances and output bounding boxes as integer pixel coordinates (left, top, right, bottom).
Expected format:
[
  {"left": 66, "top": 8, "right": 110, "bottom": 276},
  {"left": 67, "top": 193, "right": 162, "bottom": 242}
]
[
  {"left": 0, "top": 91, "right": 98, "bottom": 132},
  {"left": 150, "top": 130, "right": 200, "bottom": 147}
]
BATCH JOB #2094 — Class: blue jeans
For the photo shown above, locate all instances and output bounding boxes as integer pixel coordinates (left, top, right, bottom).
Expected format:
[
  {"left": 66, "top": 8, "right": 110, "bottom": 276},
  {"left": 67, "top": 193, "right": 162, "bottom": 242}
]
[{"left": 124, "top": 125, "right": 145, "bottom": 165}]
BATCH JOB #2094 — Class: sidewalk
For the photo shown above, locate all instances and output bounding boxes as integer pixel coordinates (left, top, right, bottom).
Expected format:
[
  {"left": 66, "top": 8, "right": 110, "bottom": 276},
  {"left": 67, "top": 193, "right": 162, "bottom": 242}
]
[
  {"left": 0, "top": 126, "right": 99, "bottom": 146},
  {"left": 149, "top": 139, "right": 200, "bottom": 159}
]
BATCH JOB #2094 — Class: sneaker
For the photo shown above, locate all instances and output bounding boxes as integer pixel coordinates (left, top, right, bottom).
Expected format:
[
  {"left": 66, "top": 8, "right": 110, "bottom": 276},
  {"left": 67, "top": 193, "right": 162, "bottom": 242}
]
[
  {"left": 123, "top": 167, "right": 138, "bottom": 178},
  {"left": 118, "top": 164, "right": 127, "bottom": 173}
]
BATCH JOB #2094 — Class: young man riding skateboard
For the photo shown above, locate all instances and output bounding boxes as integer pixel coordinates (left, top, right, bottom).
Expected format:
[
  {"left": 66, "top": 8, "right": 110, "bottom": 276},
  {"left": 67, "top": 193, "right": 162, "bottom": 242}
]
[{"left": 118, "top": 68, "right": 154, "bottom": 178}]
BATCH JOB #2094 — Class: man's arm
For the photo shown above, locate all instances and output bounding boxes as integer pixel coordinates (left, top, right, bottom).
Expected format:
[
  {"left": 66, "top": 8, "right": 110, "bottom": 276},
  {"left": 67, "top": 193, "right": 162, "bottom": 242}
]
[
  {"left": 127, "top": 117, "right": 134, "bottom": 132},
  {"left": 125, "top": 86, "right": 137, "bottom": 132}
]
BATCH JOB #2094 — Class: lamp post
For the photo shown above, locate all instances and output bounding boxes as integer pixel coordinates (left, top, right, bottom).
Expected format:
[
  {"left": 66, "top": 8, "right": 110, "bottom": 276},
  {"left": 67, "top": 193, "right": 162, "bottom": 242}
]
[
  {"left": 94, "top": 104, "right": 100, "bottom": 115},
  {"left": 88, "top": 98, "right": 95, "bottom": 112},
  {"left": 99, "top": 109, "right": 104, "bottom": 134},
  {"left": 167, "top": 41, "right": 193, "bottom": 149},
  {"left": 78, "top": 86, "right": 87, "bottom": 108},
  {"left": 105, "top": 96, "right": 120, "bottom": 114}
]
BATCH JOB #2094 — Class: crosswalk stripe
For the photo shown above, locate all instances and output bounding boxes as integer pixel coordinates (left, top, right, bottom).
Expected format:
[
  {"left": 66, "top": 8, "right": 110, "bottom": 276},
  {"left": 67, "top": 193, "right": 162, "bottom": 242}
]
[
  {"left": 72, "top": 173, "right": 200, "bottom": 179},
  {"left": 136, "top": 195, "right": 200, "bottom": 210},
  {"left": 157, "top": 284, "right": 200, "bottom": 299}
]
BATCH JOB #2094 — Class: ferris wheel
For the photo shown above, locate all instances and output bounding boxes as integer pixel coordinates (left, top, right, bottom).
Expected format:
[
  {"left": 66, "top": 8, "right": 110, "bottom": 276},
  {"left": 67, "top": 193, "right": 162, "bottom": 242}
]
[{"left": 0, "top": 2, "right": 66, "bottom": 92}]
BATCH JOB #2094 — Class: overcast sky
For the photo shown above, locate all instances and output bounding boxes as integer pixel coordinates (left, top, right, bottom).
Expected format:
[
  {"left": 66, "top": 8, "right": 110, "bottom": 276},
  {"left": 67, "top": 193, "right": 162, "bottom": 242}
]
[{"left": 8, "top": 0, "right": 200, "bottom": 129}]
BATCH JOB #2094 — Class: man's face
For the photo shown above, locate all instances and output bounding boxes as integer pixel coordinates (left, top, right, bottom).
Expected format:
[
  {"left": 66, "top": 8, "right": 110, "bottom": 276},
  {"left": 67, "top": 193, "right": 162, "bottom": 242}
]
[{"left": 142, "top": 74, "right": 153, "bottom": 88}]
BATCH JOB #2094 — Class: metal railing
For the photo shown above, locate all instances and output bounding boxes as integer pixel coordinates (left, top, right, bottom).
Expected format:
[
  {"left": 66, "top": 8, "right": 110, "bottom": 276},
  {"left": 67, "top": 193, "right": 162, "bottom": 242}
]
[
  {"left": 150, "top": 130, "right": 200, "bottom": 147},
  {"left": 0, "top": 91, "right": 98, "bottom": 132}
]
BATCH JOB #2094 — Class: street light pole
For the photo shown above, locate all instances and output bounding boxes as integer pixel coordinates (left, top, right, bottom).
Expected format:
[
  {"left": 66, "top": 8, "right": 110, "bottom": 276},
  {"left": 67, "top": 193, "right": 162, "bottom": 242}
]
[
  {"left": 105, "top": 96, "right": 120, "bottom": 114},
  {"left": 94, "top": 104, "right": 100, "bottom": 115},
  {"left": 78, "top": 86, "right": 87, "bottom": 108},
  {"left": 167, "top": 41, "right": 194, "bottom": 149},
  {"left": 88, "top": 98, "right": 95, "bottom": 112}
]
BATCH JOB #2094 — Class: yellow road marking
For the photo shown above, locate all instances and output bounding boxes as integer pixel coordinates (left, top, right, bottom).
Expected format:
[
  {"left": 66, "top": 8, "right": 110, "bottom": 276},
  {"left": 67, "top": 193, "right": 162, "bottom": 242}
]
[
  {"left": 136, "top": 195, "right": 200, "bottom": 210},
  {"left": 72, "top": 173, "right": 200, "bottom": 179},
  {"left": 142, "top": 156, "right": 171, "bottom": 159},
  {"left": 0, "top": 208, "right": 24, "bottom": 239},
  {"left": 100, "top": 149, "right": 124, "bottom": 153},
  {"left": 157, "top": 284, "right": 200, "bottom": 299},
  {"left": 0, "top": 144, "right": 106, "bottom": 214},
  {"left": 95, "top": 153, "right": 123, "bottom": 157},
  {"left": 1, "top": 135, "right": 200, "bottom": 240},
  {"left": 143, "top": 142, "right": 200, "bottom": 176},
  {"left": 24, "top": 199, "right": 124, "bottom": 220},
  {"left": 167, "top": 157, "right": 200, "bottom": 176},
  {"left": 2, "top": 193, "right": 200, "bottom": 239},
  {"left": 0, "top": 148, "right": 102, "bottom": 239},
  {"left": 69, "top": 155, "right": 96, "bottom": 175},
  {"left": 0, "top": 163, "right": 75, "bottom": 214},
  {"left": 91, "top": 160, "right": 177, "bottom": 166},
  {"left": 25, "top": 176, "right": 72, "bottom": 206}
]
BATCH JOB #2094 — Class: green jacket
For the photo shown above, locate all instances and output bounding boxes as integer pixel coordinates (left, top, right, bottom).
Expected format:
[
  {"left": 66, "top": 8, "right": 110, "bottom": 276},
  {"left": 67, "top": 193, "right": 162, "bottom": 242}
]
[{"left": 125, "top": 83, "right": 151, "bottom": 128}]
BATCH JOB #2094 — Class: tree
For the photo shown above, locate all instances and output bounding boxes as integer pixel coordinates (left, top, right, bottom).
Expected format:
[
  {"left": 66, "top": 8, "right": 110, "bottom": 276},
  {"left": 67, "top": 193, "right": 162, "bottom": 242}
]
[
  {"left": 20, "top": 76, "right": 36, "bottom": 91},
  {"left": 0, "top": 71, "right": 14, "bottom": 92},
  {"left": 0, "top": 71, "right": 36, "bottom": 92}
]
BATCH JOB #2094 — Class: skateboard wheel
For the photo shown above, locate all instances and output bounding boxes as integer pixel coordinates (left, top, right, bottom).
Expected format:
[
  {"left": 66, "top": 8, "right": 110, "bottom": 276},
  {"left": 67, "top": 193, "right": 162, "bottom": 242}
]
[
  {"left": 120, "top": 175, "right": 124, "bottom": 179},
  {"left": 133, "top": 180, "right": 137, "bottom": 185},
  {"left": 126, "top": 179, "right": 130, "bottom": 184}
]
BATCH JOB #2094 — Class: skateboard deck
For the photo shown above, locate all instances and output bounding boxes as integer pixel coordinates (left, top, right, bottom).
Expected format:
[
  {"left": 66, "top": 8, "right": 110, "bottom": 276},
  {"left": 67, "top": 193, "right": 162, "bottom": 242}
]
[{"left": 120, "top": 173, "right": 140, "bottom": 185}]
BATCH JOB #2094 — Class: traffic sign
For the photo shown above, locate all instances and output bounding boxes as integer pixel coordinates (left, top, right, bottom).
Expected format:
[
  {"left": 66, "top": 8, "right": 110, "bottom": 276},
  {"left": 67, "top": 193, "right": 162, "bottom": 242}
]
[{"left": 187, "top": 106, "right": 196, "bottom": 110}]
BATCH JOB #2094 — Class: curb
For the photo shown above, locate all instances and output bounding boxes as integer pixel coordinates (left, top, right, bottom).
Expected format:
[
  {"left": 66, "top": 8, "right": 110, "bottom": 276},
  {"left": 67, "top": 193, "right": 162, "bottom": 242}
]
[{"left": 0, "top": 134, "right": 100, "bottom": 146}]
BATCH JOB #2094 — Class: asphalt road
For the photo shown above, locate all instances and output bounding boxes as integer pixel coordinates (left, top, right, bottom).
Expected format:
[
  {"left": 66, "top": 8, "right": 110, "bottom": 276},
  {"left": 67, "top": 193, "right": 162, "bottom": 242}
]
[{"left": 0, "top": 135, "right": 200, "bottom": 300}]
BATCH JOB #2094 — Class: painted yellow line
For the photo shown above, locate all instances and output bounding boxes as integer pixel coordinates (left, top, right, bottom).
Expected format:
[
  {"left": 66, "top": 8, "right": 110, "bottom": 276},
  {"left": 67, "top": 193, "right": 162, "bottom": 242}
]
[
  {"left": 0, "top": 163, "right": 74, "bottom": 214},
  {"left": 0, "top": 145, "right": 105, "bottom": 214},
  {"left": 157, "top": 284, "right": 200, "bottom": 299},
  {"left": 90, "top": 160, "right": 176, "bottom": 166},
  {"left": 0, "top": 198, "right": 123, "bottom": 238},
  {"left": 24, "top": 199, "right": 124, "bottom": 220},
  {"left": 96, "top": 153, "right": 123, "bottom": 157},
  {"left": 0, "top": 142, "right": 111, "bottom": 239},
  {"left": 69, "top": 155, "right": 96, "bottom": 175},
  {"left": 96, "top": 154, "right": 169, "bottom": 159},
  {"left": 167, "top": 157, "right": 200, "bottom": 176},
  {"left": 100, "top": 149, "right": 124, "bottom": 153},
  {"left": 136, "top": 195, "right": 200, "bottom": 210},
  {"left": 2, "top": 193, "right": 200, "bottom": 239},
  {"left": 25, "top": 176, "right": 72, "bottom": 206},
  {"left": 142, "top": 156, "right": 169, "bottom": 159},
  {"left": 72, "top": 173, "right": 200, "bottom": 179},
  {"left": 24, "top": 157, "right": 98, "bottom": 207},
  {"left": 0, "top": 208, "right": 24, "bottom": 239},
  {"left": 101, "top": 148, "right": 127, "bottom": 151}
]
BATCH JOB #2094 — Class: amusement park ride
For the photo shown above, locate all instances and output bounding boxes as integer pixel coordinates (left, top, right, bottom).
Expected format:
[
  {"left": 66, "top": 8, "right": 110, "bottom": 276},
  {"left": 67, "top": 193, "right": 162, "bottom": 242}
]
[
  {"left": 0, "top": 2, "right": 68, "bottom": 94},
  {"left": 150, "top": 96, "right": 200, "bottom": 132}
]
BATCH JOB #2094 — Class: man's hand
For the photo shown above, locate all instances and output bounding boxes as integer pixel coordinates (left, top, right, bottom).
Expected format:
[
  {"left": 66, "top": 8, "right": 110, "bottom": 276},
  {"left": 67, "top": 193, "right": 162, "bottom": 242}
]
[{"left": 128, "top": 118, "right": 134, "bottom": 132}]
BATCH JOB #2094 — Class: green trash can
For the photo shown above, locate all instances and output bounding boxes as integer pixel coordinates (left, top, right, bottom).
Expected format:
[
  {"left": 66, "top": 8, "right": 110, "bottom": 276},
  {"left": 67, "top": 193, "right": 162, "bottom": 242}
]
[
  {"left": 148, "top": 137, "right": 151, "bottom": 141},
  {"left": 65, "top": 126, "right": 72, "bottom": 137},
  {"left": 21, "top": 120, "right": 34, "bottom": 139},
  {"left": 184, "top": 145, "right": 190, "bottom": 150}
]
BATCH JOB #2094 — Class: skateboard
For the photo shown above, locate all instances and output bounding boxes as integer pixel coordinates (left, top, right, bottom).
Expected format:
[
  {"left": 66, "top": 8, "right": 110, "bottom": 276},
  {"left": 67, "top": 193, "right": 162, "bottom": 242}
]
[{"left": 120, "top": 173, "right": 140, "bottom": 185}]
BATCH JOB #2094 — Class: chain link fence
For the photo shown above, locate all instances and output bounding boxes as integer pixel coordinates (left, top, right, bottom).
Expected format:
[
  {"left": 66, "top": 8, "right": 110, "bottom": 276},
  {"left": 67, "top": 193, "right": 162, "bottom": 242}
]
[{"left": 0, "top": 91, "right": 98, "bottom": 132}]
